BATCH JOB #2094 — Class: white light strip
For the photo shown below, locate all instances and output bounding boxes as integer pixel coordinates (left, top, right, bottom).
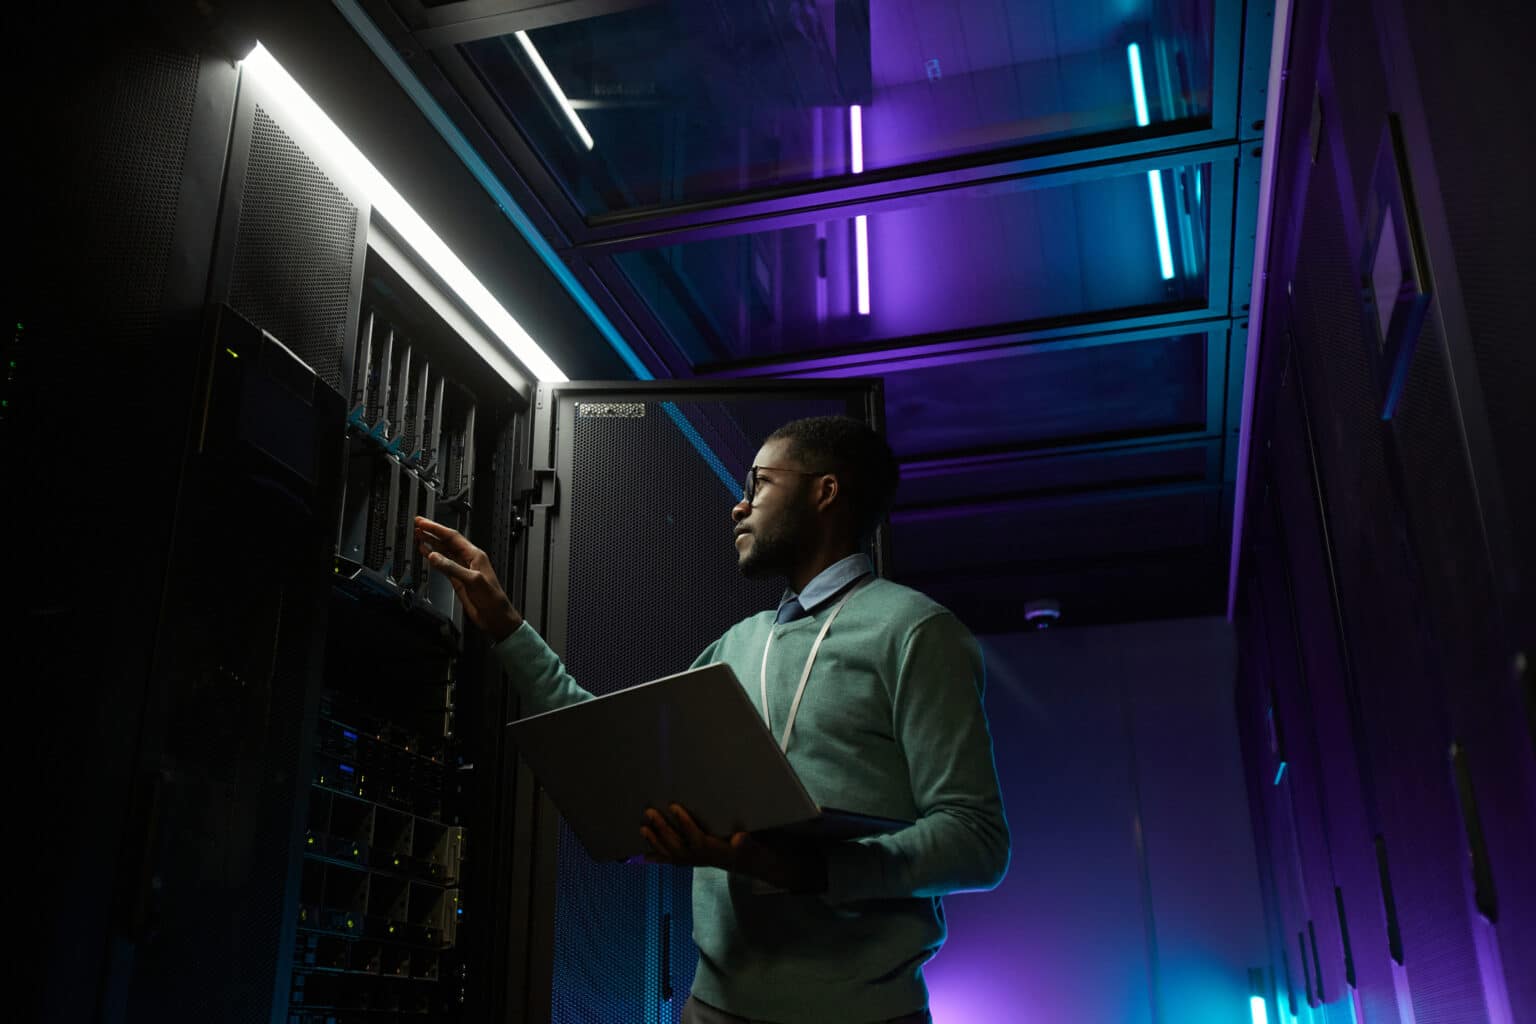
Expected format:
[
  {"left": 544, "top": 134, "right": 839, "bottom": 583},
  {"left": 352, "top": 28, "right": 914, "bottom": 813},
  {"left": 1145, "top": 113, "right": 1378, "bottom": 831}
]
[
  {"left": 1128, "top": 43, "right": 1151, "bottom": 127},
  {"left": 514, "top": 30, "right": 595, "bottom": 151},
  {"left": 1147, "top": 169, "right": 1175, "bottom": 279},
  {"left": 854, "top": 215, "right": 870, "bottom": 315},
  {"left": 241, "top": 44, "right": 567, "bottom": 382},
  {"left": 851, "top": 105, "right": 869, "bottom": 315},
  {"left": 850, "top": 104, "right": 864, "bottom": 173}
]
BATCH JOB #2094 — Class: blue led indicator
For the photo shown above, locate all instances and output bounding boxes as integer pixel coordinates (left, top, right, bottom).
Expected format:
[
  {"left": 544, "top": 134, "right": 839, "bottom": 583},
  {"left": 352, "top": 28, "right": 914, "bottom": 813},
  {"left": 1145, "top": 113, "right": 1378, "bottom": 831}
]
[
  {"left": 339, "top": 763, "right": 356, "bottom": 775},
  {"left": 342, "top": 730, "right": 358, "bottom": 741}
]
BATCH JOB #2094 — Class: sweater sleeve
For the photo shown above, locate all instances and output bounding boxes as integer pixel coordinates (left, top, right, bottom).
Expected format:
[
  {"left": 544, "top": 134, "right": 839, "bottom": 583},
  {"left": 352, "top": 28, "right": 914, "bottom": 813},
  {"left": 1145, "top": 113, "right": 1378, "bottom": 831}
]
[
  {"left": 494, "top": 622, "right": 729, "bottom": 718},
  {"left": 821, "top": 612, "right": 1011, "bottom": 903},
  {"left": 491, "top": 620, "right": 596, "bottom": 717}
]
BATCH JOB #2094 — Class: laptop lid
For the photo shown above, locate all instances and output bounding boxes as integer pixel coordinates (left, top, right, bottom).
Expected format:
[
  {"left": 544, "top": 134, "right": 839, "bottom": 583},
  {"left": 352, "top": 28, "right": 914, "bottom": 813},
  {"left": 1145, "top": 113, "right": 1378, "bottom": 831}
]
[{"left": 506, "top": 662, "right": 824, "bottom": 862}]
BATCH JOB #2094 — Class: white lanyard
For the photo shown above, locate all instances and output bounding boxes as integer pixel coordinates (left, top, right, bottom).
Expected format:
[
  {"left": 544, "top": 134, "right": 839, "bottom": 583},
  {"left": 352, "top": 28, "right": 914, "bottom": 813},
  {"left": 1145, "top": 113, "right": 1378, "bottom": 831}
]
[{"left": 759, "top": 577, "right": 872, "bottom": 753}]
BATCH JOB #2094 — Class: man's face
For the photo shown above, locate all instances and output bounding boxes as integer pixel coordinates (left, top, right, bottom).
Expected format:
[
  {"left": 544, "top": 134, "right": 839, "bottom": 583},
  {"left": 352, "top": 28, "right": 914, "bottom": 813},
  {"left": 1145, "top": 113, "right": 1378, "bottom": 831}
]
[{"left": 733, "top": 438, "right": 819, "bottom": 580}]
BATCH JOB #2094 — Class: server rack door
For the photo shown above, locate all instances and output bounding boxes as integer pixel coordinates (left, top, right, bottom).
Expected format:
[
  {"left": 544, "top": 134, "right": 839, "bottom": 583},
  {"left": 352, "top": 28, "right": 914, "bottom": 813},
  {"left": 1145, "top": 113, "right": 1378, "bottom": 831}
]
[{"left": 505, "top": 381, "right": 886, "bottom": 1024}]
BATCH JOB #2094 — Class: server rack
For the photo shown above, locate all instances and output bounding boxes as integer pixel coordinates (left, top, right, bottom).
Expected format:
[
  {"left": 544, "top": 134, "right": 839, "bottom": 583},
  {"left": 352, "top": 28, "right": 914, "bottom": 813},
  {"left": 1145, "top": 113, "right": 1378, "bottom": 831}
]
[
  {"left": 13, "top": 21, "right": 529, "bottom": 1023},
  {"left": 12, "top": 20, "right": 893, "bottom": 1024}
]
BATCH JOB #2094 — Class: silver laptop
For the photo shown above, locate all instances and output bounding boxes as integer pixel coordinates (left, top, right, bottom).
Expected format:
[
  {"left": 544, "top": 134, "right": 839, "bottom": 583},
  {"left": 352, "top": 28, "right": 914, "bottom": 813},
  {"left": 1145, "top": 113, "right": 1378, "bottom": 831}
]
[{"left": 505, "top": 662, "right": 911, "bottom": 863}]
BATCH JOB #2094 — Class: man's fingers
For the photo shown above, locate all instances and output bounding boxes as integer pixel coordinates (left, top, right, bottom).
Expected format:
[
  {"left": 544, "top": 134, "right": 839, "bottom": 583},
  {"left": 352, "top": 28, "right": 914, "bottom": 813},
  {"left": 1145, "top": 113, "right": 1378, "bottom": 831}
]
[
  {"left": 415, "top": 516, "right": 479, "bottom": 564},
  {"left": 668, "top": 804, "right": 708, "bottom": 847},
  {"left": 426, "top": 551, "right": 477, "bottom": 583},
  {"left": 640, "top": 827, "right": 674, "bottom": 861},
  {"left": 645, "top": 810, "right": 686, "bottom": 855}
]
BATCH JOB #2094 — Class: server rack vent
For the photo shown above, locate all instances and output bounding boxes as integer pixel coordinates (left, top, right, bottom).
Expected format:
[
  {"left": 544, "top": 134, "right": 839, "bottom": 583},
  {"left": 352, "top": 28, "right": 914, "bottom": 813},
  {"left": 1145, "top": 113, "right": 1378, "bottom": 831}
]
[{"left": 228, "top": 105, "right": 357, "bottom": 393}]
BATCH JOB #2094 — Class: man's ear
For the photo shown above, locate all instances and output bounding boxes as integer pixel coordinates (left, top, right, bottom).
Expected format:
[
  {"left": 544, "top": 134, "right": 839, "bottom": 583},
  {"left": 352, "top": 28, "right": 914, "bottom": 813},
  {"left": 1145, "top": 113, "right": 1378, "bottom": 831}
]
[{"left": 813, "top": 473, "right": 840, "bottom": 514}]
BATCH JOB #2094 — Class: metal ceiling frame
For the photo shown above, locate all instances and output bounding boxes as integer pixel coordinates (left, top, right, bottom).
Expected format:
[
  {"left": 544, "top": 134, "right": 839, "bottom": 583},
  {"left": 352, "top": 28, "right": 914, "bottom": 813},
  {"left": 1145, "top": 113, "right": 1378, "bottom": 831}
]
[
  {"left": 362, "top": 0, "right": 1255, "bottom": 377},
  {"left": 345, "top": 0, "right": 1272, "bottom": 621}
]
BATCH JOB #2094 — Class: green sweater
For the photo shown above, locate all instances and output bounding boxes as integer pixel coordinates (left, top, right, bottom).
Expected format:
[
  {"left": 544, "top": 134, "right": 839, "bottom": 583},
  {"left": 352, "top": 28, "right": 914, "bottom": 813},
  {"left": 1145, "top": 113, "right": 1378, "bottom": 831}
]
[{"left": 492, "top": 577, "right": 1010, "bottom": 1023}]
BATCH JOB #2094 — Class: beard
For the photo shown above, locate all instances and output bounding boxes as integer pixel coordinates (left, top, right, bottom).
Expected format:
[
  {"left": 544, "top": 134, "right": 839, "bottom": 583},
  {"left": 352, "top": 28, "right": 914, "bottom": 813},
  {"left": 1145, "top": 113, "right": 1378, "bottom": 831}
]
[{"left": 737, "top": 503, "right": 815, "bottom": 580}]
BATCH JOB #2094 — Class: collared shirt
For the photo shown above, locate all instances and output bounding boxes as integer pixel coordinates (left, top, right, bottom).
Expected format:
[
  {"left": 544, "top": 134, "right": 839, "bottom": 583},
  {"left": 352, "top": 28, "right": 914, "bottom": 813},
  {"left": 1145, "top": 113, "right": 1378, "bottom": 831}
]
[{"left": 776, "top": 552, "right": 875, "bottom": 620}]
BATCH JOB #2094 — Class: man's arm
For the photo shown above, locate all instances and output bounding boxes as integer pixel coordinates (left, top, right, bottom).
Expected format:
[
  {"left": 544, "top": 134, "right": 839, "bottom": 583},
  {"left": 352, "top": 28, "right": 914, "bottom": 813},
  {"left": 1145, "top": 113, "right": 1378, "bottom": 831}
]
[
  {"left": 821, "top": 612, "right": 1011, "bottom": 903},
  {"left": 415, "top": 515, "right": 594, "bottom": 715}
]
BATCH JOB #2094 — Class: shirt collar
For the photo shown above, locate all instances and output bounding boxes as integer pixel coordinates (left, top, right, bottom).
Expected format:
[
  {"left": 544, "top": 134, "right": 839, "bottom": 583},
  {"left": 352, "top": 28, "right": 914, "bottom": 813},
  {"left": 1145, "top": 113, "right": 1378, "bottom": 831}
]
[{"left": 778, "top": 553, "right": 875, "bottom": 616}]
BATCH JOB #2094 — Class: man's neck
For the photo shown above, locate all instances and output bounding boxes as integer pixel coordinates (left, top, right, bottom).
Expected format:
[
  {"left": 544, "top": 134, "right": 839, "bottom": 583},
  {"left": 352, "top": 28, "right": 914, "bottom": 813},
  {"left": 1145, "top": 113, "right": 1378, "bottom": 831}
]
[{"left": 786, "top": 544, "right": 861, "bottom": 594}]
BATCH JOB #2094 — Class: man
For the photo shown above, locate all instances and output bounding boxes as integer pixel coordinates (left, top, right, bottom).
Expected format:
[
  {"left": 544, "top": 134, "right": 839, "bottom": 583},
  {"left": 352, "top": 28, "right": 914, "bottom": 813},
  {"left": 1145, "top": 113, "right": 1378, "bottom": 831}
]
[{"left": 415, "top": 416, "right": 1009, "bottom": 1024}]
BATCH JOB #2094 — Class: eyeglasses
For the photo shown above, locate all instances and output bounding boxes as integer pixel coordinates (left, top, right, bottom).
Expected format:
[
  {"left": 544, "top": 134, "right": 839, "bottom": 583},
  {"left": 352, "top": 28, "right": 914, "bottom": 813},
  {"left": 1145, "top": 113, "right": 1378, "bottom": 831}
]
[{"left": 742, "top": 464, "right": 830, "bottom": 505}]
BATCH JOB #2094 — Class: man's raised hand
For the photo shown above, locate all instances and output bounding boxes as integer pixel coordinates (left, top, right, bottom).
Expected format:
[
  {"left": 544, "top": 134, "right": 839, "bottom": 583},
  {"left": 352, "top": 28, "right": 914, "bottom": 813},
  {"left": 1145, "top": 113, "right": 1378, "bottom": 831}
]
[{"left": 414, "top": 516, "right": 523, "bottom": 643}]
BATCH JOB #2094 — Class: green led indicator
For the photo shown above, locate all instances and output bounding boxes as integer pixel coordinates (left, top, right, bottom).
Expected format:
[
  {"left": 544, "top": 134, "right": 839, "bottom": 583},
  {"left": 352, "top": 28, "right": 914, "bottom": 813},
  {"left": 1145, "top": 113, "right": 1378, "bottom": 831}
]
[
  {"left": 225, "top": 347, "right": 240, "bottom": 359},
  {"left": 14, "top": 323, "right": 22, "bottom": 331}
]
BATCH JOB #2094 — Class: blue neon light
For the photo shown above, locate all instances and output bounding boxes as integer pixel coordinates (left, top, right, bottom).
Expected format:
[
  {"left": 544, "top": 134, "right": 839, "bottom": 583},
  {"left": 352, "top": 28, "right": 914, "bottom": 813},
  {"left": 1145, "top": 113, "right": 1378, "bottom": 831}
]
[
  {"left": 1250, "top": 995, "right": 1270, "bottom": 1024},
  {"left": 1274, "top": 761, "right": 1287, "bottom": 786},
  {"left": 1129, "top": 44, "right": 1174, "bottom": 280},
  {"left": 1127, "top": 44, "right": 1151, "bottom": 127},
  {"left": 339, "top": 763, "right": 356, "bottom": 775},
  {"left": 660, "top": 402, "right": 739, "bottom": 496},
  {"left": 1147, "top": 169, "right": 1176, "bottom": 280},
  {"left": 342, "top": 730, "right": 357, "bottom": 742}
]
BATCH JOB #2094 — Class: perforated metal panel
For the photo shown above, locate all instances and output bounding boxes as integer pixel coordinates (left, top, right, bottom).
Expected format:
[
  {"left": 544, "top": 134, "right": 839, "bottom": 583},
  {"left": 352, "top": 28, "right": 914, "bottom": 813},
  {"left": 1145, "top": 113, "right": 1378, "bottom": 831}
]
[
  {"left": 228, "top": 106, "right": 358, "bottom": 392},
  {"left": 550, "top": 396, "right": 851, "bottom": 1024},
  {"left": 1400, "top": 0, "right": 1536, "bottom": 630},
  {"left": 92, "top": 50, "right": 198, "bottom": 332},
  {"left": 1288, "top": 149, "right": 1489, "bottom": 1024}
]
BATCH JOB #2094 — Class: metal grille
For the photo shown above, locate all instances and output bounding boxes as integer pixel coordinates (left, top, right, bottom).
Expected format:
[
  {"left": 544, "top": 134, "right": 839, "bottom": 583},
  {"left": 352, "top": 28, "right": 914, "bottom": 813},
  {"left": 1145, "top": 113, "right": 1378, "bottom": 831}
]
[
  {"left": 1290, "top": 150, "right": 1487, "bottom": 1024},
  {"left": 228, "top": 105, "right": 357, "bottom": 392},
  {"left": 1400, "top": 0, "right": 1535, "bottom": 631},
  {"left": 366, "top": 466, "right": 392, "bottom": 570},
  {"left": 551, "top": 397, "right": 847, "bottom": 1024},
  {"left": 60, "top": 47, "right": 199, "bottom": 340},
  {"left": 1323, "top": 0, "right": 1389, "bottom": 212}
]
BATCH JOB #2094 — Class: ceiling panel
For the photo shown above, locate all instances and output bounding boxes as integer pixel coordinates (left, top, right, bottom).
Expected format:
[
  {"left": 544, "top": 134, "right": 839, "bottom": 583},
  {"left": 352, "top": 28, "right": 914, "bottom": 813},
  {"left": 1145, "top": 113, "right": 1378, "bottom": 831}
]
[
  {"left": 892, "top": 486, "right": 1218, "bottom": 572},
  {"left": 882, "top": 333, "right": 1209, "bottom": 457},
  {"left": 361, "top": 0, "right": 1264, "bottom": 623},
  {"left": 895, "top": 440, "right": 1218, "bottom": 508},
  {"left": 609, "top": 161, "right": 1212, "bottom": 367},
  {"left": 455, "top": 0, "right": 1214, "bottom": 216}
]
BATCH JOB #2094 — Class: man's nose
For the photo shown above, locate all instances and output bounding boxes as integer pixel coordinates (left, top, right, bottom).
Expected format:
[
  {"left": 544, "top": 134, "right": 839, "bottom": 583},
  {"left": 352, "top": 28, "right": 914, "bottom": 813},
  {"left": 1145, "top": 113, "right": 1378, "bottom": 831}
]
[{"left": 731, "top": 499, "right": 750, "bottom": 523}]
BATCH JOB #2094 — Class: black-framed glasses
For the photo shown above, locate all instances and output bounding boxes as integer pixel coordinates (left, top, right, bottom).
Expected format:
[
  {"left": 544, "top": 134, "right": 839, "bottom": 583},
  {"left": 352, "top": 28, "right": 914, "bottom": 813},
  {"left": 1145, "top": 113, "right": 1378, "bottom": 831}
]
[{"left": 742, "top": 464, "right": 830, "bottom": 505}]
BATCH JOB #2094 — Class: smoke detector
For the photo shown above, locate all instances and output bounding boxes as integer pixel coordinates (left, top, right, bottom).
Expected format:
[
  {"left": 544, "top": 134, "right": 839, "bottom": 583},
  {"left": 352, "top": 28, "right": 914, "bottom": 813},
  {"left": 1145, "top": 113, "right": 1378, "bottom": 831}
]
[{"left": 1024, "top": 598, "right": 1062, "bottom": 630}]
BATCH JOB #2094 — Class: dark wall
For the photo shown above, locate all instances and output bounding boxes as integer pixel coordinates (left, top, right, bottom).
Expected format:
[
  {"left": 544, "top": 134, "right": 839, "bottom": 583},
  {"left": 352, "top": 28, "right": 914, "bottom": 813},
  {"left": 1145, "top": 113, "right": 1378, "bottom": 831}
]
[
  {"left": 1233, "top": 1, "right": 1535, "bottom": 1022},
  {"left": 927, "top": 618, "right": 1266, "bottom": 1024}
]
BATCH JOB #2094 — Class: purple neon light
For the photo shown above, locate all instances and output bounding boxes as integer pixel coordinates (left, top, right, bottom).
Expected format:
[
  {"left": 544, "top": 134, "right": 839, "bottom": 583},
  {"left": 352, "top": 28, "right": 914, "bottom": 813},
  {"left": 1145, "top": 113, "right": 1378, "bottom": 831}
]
[
  {"left": 850, "top": 104, "right": 864, "bottom": 173},
  {"left": 851, "top": 104, "right": 869, "bottom": 315},
  {"left": 855, "top": 215, "right": 870, "bottom": 315}
]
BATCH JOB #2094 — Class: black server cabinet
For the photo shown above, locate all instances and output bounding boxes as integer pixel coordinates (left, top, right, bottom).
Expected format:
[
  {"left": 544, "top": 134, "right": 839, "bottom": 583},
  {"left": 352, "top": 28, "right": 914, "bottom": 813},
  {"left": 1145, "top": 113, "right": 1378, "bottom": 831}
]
[
  {"left": 504, "top": 382, "right": 886, "bottom": 1024},
  {"left": 11, "top": 25, "right": 523, "bottom": 1024}
]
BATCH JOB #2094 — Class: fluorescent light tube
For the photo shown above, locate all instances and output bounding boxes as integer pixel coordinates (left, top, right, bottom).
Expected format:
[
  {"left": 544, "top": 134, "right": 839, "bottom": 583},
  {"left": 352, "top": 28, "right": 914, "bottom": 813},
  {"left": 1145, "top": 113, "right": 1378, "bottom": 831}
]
[
  {"left": 240, "top": 43, "right": 567, "bottom": 381},
  {"left": 1128, "top": 43, "right": 1151, "bottom": 127},
  {"left": 850, "top": 105, "right": 869, "bottom": 314},
  {"left": 1147, "top": 168, "right": 1175, "bottom": 280},
  {"left": 850, "top": 104, "right": 864, "bottom": 173},
  {"left": 854, "top": 215, "right": 870, "bottom": 315},
  {"left": 514, "top": 30, "right": 595, "bottom": 151}
]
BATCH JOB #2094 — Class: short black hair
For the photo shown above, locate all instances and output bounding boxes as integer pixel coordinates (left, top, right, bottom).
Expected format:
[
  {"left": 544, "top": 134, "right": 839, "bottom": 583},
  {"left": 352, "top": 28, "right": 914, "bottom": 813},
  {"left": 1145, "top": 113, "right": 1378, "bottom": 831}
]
[{"left": 765, "top": 416, "right": 899, "bottom": 539}]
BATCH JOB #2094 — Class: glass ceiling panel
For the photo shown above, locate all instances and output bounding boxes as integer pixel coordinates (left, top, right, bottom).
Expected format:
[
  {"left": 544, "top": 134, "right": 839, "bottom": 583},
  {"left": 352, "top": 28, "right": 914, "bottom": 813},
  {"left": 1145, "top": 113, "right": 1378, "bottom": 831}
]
[
  {"left": 612, "top": 161, "right": 1212, "bottom": 367},
  {"left": 461, "top": 0, "right": 1214, "bottom": 216}
]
